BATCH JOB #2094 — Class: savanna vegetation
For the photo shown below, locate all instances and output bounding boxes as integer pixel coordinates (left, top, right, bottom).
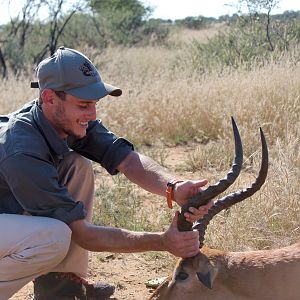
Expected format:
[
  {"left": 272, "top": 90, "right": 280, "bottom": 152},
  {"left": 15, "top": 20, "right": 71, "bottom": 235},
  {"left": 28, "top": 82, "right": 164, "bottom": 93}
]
[{"left": 1, "top": 0, "right": 299, "bottom": 297}]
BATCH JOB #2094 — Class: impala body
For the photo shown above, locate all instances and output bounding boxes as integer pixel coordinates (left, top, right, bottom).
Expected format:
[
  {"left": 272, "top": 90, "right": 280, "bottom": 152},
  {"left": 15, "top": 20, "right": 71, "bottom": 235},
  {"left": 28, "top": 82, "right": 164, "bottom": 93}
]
[{"left": 150, "top": 242, "right": 300, "bottom": 300}]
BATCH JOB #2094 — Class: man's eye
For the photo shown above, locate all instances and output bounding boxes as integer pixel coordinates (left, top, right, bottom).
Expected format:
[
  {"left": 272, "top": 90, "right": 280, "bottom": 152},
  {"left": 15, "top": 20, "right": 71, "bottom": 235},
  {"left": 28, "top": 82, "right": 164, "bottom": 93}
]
[{"left": 79, "top": 105, "right": 88, "bottom": 109}]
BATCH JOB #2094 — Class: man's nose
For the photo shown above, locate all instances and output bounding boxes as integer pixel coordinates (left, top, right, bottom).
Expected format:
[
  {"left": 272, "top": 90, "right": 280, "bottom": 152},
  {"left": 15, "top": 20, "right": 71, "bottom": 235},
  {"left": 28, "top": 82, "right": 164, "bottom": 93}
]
[{"left": 86, "top": 105, "right": 97, "bottom": 120}]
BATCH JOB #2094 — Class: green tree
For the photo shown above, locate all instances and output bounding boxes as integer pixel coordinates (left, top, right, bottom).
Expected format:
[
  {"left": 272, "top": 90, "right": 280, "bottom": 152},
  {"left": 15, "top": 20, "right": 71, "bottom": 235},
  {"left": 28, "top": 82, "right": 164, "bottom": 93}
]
[
  {"left": 178, "top": 2, "right": 300, "bottom": 74},
  {"left": 90, "top": 0, "right": 152, "bottom": 45},
  {"left": 175, "top": 16, "right": 212, "bottom": 29},
  {"left": 238, "top": 0, "right": 280, "bottom": 50},
  {"left": 60, "top": 13, "right": 107, "bottom": 50},
  {"left": 0, "top": 0, "right": 86, "bottom": 76}
]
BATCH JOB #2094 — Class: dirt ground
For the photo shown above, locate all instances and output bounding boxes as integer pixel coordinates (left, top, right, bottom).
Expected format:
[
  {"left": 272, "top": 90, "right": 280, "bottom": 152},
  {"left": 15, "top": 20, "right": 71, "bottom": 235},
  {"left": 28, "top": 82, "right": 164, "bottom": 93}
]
[{"left": 11, "top": 251, "right": 173, "bottom": 300}]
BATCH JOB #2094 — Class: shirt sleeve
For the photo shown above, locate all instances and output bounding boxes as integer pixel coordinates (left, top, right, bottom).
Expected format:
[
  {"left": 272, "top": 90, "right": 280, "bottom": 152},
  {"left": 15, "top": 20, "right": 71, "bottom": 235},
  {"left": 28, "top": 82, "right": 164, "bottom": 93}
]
[
  {"left": 68, "top": 120, "right": 134, "bottom": 175},
  {"left": 0, "top": 153, "right": 86, "bottom": 224}
]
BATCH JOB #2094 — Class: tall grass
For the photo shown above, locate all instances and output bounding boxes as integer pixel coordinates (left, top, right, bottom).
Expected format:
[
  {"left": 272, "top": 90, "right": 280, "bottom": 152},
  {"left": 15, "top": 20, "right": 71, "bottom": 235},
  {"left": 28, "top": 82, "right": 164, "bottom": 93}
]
[{"left": 1, "top": 29, "right": 299, "bottom": 252}]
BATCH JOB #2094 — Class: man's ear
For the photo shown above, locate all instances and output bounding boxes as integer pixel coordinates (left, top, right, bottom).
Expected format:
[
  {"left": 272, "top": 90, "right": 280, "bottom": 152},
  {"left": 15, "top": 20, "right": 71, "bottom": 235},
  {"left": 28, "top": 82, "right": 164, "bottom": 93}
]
[{"left": 41, "top": 89, "right": 56, "bottom": 105}]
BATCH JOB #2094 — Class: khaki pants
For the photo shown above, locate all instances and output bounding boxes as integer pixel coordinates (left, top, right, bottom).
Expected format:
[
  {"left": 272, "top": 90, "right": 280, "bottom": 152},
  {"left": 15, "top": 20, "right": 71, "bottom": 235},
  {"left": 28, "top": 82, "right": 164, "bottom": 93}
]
[{"left": 0, "top": 152, "right": 95, "bottom": 299}]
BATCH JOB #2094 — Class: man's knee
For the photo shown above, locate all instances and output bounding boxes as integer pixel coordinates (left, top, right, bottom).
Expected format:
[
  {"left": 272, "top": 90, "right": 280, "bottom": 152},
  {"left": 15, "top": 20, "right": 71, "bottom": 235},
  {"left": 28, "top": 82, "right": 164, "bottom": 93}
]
[
  {"left": 0, "top": 217, "right": 72, "bottom": 281},
  {"left": 0, "top": 215, "right": 71, "bottom": 263},
  {"left": 37, "top": 219, "right": 72, "bottom": 266},
  {"left": 17, "top": 218, "right": 73, "bottom": 270}
]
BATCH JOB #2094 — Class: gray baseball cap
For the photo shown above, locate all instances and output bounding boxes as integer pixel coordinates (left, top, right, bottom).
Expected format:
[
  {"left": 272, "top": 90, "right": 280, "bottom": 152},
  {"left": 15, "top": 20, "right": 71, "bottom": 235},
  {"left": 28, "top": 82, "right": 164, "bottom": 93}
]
[{"left": 31, "top": 46, "right": 122, "bottom": 100}]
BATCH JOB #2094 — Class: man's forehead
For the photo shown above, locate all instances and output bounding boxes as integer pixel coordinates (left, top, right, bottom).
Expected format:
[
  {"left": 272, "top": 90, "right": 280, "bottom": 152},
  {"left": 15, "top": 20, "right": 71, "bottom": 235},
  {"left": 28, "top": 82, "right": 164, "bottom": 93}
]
[{"left": 66, "top": 94, "right": 99, "bottom": 104}]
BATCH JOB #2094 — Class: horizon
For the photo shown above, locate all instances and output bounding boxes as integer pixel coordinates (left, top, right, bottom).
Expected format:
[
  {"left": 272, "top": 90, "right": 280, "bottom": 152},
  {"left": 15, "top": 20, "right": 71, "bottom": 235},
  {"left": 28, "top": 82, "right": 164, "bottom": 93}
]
[
  {"left": 145, "top": 0, "right": 300, "bottom": 20},
  {"left": 0, "top": 0, "right": 300, "bottom": 25}
]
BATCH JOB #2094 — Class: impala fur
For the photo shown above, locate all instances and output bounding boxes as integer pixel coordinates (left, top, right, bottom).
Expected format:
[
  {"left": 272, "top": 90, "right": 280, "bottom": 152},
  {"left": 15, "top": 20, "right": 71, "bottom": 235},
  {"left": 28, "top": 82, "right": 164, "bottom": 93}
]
[
  {"left": 150, "top": 118, "right": 300, "bottom": 300},
  {"left": 150, "top": 243, "right": 300, "bottom": 300}
]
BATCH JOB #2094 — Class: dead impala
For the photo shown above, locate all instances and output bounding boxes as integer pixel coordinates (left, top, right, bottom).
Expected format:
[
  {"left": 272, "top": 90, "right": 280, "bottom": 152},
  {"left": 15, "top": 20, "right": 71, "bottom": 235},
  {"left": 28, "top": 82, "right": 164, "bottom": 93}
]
[{"left": 150, "top": 118, "right": 300, "bottom": 300}]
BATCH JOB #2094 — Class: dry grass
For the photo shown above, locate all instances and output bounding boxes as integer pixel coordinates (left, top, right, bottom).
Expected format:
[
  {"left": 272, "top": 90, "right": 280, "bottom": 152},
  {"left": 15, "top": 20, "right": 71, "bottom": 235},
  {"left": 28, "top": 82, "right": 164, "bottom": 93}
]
[
  {"left": 167, "top": 23, "right": 228, "bottom": 47},
  {"left": 1, "top": 28, "right": 299, "bottom": 253},
  {"left": 0, "top": 75, "right": 36, "bottom": 113}
]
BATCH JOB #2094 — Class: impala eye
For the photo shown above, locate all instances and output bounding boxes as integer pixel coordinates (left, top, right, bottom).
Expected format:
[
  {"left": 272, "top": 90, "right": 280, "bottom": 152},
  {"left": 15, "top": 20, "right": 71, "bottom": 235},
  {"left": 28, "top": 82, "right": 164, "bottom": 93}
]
[{"left": 175, "top": 271, "right": 189, "bottom": 281}]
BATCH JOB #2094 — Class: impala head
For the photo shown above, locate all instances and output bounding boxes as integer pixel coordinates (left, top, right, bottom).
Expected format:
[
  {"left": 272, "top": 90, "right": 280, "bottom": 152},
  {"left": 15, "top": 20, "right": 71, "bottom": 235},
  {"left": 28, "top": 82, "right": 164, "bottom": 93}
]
[
  {"left": 150, "top": 248, "right": 224, "bottom": 300},
  {"left": 150, "top": 118, "right": 269, "bottom": 299}
]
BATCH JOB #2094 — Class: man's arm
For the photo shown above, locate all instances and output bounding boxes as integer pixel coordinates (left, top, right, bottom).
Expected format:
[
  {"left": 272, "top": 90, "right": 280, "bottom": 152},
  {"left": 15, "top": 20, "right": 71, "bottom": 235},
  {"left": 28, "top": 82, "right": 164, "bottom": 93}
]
[
  {"left": 117, "top": 151, "right": 173, "bottom": 196},
  {"left": 69, "top": 212, "right": 199, "bottom": 258},
  {"left": 117, "top": 151, "right": 212, "bottom": 222}
]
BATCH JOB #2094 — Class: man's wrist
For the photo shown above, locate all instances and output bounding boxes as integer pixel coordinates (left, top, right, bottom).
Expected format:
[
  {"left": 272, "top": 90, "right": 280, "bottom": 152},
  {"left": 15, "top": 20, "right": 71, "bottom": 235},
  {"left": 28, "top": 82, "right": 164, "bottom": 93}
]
[{"left": 166, "top": 179, "right": 183, "bottom": 208}]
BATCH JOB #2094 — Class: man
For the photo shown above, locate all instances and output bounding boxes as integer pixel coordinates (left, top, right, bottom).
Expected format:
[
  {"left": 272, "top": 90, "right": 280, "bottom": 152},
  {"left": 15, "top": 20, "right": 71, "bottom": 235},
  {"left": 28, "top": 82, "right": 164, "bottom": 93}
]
[{"left": 0, "top": 47, "right": 211, "bottom": 300}]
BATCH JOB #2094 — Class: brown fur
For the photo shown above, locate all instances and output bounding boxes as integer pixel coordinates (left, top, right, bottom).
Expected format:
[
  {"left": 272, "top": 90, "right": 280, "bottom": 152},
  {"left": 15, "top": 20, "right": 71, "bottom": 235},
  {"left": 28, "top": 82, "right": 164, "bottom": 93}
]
[{"left": 149, "top": 241, "right": 300, "bottom": 300}]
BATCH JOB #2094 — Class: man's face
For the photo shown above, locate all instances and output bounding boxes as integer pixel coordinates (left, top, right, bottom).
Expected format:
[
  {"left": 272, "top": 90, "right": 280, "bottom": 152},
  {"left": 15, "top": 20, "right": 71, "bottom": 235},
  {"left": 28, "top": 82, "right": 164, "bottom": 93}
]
[{"left": 51, "top": 93, "right": 98, "bottom": 139}]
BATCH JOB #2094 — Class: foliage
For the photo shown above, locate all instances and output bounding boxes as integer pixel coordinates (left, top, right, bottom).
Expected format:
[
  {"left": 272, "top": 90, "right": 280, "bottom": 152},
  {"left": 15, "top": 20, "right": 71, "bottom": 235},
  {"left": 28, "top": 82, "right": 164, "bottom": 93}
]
[
  {"left": 0, "top": 0, "right": 170, "bottom": 75},
  {"left": 140, "top": 19, "right": 169, "bottom": 46},
  {"left": 237, "top": 0, "right": 280, "bottom": 15},
  {"left": 0, "top": 0, "right": 300, "bottom": 77},
  {"left": 92, "top": 175, "right": 170, "bottom": 231},
  {"left": 59, "top": 13, "right": 108, "bottom": 49},
  {"left": 90, "top": 0, "right": 169, "bottom": 46},
  {"left": 91, "top": 0, "right": 151, "bottom": 46},
  {"left": 174, "top": 16, "right": 212, "bottom": 30},
  {"left": 178, "top": 12, "right": 300, "bottom": 73}
]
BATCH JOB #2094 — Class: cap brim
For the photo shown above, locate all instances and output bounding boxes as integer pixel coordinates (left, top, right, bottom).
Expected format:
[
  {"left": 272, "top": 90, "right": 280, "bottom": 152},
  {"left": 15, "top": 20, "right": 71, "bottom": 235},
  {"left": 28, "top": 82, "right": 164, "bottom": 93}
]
[
  {"left": 104, "top": 83, "right": 122, "bottom": 97},
  {"left": 31, "top": 81, "right": 122, "bottom": 100},
  {"left": 66, "top": 81, "right": 122, "bottom": 100}
]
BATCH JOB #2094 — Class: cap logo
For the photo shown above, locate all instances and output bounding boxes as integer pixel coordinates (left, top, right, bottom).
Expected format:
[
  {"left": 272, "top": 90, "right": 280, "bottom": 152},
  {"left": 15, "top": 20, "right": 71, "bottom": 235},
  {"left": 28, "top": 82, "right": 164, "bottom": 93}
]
[{"left": 80, "top": 61, "right": 97, "bottom": 77}]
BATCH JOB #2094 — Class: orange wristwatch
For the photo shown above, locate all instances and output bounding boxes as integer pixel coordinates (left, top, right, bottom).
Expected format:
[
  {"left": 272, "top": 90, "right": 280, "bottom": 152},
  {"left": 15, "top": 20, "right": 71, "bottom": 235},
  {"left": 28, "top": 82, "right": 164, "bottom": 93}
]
[{"left": 166, "top": 179, "right": 183, "bottom": 209}]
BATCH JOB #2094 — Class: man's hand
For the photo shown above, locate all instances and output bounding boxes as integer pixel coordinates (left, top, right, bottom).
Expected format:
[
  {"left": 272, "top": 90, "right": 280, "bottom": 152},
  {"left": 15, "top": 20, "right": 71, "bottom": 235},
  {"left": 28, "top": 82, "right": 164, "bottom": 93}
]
[
  {"left": 162, "top": 212, "right": 200, "bottom": 258},
  {"left": 174, "top": 179, "right": 213, "bottom": 223}
]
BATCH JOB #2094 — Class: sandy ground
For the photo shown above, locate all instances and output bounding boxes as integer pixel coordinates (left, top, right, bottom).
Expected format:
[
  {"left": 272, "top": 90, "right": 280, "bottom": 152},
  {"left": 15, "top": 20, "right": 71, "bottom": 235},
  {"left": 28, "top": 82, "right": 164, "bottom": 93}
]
[{"left": 11, "top": 251, "right": 173, "bottom": 300}]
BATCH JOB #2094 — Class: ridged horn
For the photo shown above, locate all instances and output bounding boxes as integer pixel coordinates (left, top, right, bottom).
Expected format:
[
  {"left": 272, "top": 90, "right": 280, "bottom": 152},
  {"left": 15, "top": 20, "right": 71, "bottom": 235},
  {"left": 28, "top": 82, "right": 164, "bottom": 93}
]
[
  {"left": 193, "top": 128, "right": 269, "bottom": 248},
  {"left": 177, "top": 117, "right": 243, "bottom": 232}
]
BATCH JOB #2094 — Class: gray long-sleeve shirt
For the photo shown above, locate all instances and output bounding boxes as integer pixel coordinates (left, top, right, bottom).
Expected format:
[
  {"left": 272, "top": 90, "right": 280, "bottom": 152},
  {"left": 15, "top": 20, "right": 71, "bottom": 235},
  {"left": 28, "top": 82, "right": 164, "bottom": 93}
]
[{"left": 0, "top": 100, "right": 133, "bottom": 224}]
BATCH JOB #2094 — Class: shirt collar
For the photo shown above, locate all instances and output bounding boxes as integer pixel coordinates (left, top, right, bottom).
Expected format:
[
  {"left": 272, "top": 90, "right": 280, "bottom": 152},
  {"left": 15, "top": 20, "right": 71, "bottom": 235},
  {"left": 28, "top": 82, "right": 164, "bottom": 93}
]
[{"left": 32, "top": 101, "right": 69, "bottom": 157}]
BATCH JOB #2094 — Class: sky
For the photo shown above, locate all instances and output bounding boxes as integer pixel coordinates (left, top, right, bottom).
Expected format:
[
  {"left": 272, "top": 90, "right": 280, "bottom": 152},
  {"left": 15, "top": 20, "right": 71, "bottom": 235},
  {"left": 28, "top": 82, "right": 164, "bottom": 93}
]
[
  {"left": 144, "top": 0, "right": 300, "bottom": 19},
  {"left": 0, "top": 0, "right": 300, "bottom": 25}
]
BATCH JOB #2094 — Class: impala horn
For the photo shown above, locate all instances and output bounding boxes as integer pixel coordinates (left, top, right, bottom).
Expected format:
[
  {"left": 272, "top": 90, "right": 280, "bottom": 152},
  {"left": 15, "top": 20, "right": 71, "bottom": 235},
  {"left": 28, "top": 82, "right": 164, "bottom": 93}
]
[
  {"left": 177, "top": 117, "right": 243, "bottom": 232},
  {"left": 193, "top": 127, "right": 269, "bottom": 248}
]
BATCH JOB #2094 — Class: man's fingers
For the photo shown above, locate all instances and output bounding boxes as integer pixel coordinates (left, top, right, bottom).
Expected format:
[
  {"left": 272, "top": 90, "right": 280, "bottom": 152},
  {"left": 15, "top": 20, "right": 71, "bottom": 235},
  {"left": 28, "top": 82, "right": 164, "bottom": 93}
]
[
  {"left": 170, "top": 211, "right": 179, "bottom": 228},
  {"left": 202, "top": 200, "right": 214, "bottom": 209},
  {"left": 188, "top": 206, "right": 210, "bottom": 214},
  {"left": 185, "top": 200, "right": 214, "bottom": 216},
  {"left": 180, "top": 230, "right": 199, "bottom": 241},
  {"left": 184, "top": 208, "right": 208, "bottom": 217},
  {"left": 183, "top": 201, "right": 214, "bottom": 223},
  {"left": 177, "top": 234, "right": 200, "bottom": 257},
  {"left": 181, "top": 249, "right": 200, "bottom": 258},
  {"left": 188, "top": 207, "right": 202, "bottom": 214},
  {"left": 193, "top": 179, "right": 208, "bottom": 188}
]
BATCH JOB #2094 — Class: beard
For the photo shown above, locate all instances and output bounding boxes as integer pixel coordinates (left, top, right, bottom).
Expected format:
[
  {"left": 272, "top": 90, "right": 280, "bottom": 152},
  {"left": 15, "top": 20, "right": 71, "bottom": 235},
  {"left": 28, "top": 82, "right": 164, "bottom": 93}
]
[{"left": 53, "top": 101, "right": 85, "bottom": 139}]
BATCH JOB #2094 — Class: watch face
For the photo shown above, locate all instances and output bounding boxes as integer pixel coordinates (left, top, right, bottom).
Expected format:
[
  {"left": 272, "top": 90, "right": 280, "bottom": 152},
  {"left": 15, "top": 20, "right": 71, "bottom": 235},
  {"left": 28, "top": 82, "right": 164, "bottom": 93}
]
[
  {"left": 167, "top": 180, "right": 182, "bottom": 189},
  {"left": 167, "top": 182, "right": 176, "bottom": 190}
]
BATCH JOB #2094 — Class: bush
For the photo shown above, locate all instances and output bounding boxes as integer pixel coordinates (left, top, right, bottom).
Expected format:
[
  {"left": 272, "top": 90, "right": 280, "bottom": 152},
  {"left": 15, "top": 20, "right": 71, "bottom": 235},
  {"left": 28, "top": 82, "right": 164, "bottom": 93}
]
[{"left": 178, "top": 14, "right": 300, "bottom": 74}]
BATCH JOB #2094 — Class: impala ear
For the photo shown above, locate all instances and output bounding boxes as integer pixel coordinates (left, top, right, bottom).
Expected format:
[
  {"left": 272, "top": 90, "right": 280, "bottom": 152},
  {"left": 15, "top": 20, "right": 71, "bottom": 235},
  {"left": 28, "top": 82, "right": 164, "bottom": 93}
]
[
  {"left": 196, "top": 271, "right": 213, "bottom": 289},
  {"left": 196, "top": 262, "right": 218, "bottom": 289}
]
